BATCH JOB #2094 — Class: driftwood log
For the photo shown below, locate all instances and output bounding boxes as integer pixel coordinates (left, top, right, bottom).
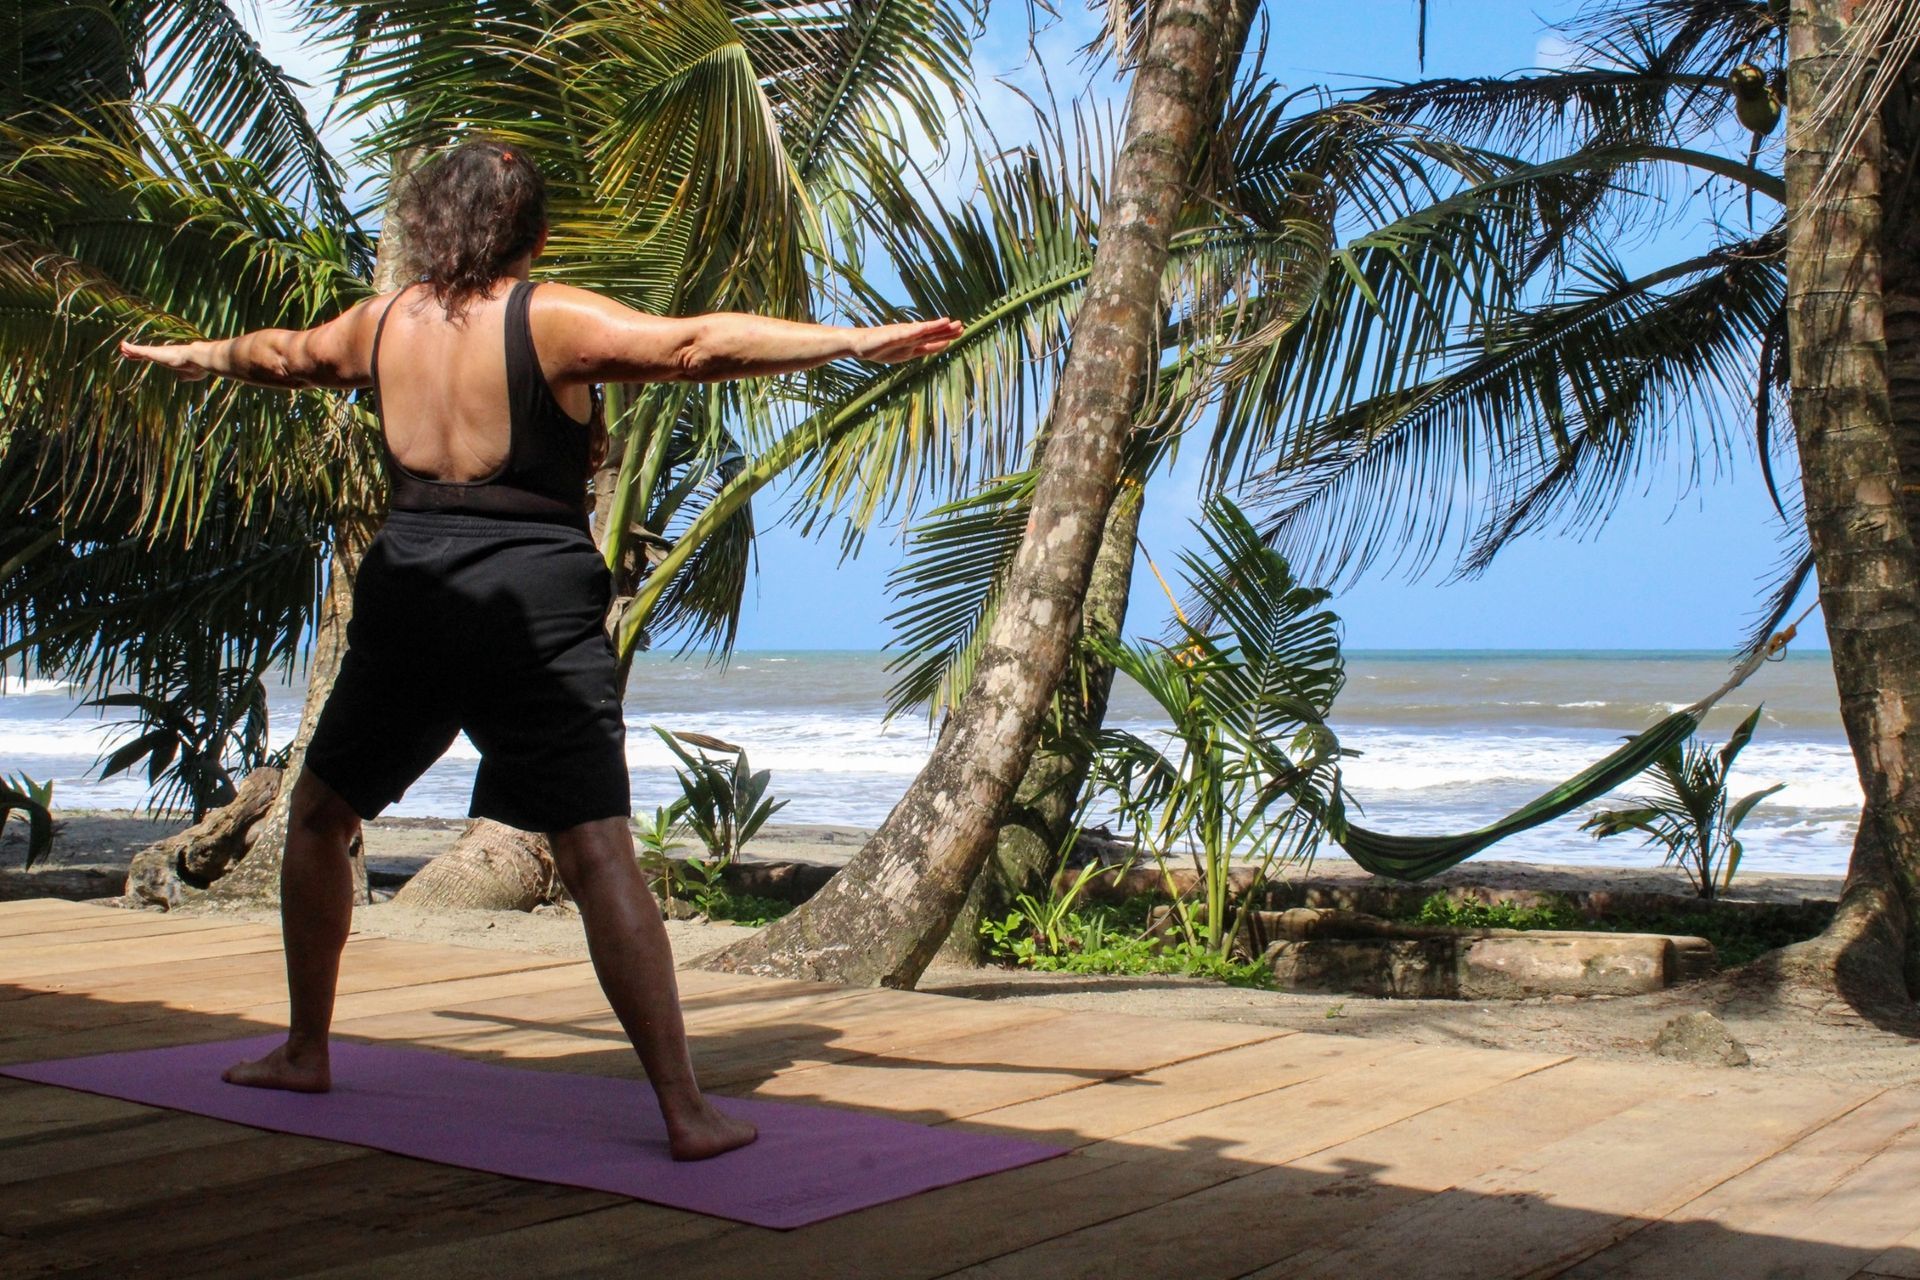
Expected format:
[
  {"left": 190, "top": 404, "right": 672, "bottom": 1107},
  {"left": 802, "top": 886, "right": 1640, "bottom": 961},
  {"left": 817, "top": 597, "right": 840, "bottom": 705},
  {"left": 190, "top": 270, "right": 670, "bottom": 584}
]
[{"left": 122, "top": 768, "right": 284, "bottom": 909}]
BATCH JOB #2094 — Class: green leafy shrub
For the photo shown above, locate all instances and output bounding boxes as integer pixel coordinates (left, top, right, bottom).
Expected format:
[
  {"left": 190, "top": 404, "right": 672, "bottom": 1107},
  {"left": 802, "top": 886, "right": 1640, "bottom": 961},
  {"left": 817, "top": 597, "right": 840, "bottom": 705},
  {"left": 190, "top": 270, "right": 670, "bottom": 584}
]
[
  {"left": 632, "top": 802, "right": 792, "bottom": 926},
  {"left": 1092, "top": 498, "right": 1347, "bottom": 959},
  {"left": 979, "top": 898, "right": 1272, "bottom": 988},
  {"left": 90, "top": 659, "right": 270, "bottom": 820},
  {"left": 1581, "top": 707, "right": 1784, "bottom": 899},
  {"left": 1409, "top": 896, "right": 1582, "bottom": 932},
  {"left": 653, "top": 727, "right": 787, "bottom": 865},
  {"left": 1, "top": 772, "right": 54, "bottom": 868}
]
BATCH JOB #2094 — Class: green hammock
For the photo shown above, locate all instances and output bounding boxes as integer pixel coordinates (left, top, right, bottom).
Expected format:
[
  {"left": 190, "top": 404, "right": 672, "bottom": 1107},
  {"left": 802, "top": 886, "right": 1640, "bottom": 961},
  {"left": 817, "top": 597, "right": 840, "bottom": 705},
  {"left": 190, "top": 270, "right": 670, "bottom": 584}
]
[{"left": 1325, "top": 644, "right": 1779, "bottom": 882}]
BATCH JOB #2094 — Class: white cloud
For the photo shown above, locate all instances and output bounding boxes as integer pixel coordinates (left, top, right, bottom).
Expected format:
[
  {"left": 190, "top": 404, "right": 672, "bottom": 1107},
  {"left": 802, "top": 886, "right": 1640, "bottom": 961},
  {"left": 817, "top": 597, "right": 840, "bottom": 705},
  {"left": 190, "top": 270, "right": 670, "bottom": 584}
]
[{"left": 1534, "top": 31, "right": 1579, "bottom": 70}]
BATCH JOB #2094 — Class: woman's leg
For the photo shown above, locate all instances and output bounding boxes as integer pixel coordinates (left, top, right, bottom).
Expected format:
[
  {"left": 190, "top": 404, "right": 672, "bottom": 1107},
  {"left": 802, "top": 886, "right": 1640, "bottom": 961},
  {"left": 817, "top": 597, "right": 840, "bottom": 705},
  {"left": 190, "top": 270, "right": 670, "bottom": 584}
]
[
  {"left": 223, "top": 769, "right": 361, "bottom": 1092},
  {"left": 549, "top": 816, "right": 757, "bottom": 1161}
]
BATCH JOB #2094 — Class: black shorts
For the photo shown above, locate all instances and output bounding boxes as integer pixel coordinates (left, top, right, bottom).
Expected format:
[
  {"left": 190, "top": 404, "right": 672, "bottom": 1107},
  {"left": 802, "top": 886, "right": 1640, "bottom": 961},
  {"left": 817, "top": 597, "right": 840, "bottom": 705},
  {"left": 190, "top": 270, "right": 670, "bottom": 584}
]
[{"left": 305, "top": 509, "right": 631, "bottom": 833}]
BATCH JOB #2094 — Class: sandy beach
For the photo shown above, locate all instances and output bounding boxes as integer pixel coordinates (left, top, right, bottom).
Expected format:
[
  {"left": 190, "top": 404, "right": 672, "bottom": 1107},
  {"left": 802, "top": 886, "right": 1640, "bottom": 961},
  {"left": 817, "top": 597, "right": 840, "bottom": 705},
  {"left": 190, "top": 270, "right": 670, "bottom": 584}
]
[{"left": 2, "top": 807, "right": 1850, "bottom": 904}]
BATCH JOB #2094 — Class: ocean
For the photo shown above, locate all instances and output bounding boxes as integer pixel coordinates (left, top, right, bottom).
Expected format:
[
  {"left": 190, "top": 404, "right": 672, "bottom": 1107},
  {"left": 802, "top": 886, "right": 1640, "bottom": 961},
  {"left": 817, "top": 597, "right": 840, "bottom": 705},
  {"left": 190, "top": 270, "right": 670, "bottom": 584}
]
[{"left": 0, "top": 650, "right": 1861, "bottom": 875}]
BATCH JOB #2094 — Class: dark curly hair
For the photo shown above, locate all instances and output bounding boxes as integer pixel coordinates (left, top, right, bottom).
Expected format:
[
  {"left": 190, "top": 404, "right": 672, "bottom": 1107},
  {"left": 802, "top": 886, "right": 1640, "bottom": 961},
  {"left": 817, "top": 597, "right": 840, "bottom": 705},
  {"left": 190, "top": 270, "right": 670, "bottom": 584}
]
[{"left": 393, "top": 139, "right": 547, "bottom": 317}]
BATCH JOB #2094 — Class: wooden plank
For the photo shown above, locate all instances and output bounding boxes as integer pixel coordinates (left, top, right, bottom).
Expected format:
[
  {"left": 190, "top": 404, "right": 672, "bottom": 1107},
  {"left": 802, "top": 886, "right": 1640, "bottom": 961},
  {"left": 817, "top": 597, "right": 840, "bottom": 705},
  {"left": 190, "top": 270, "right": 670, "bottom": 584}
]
[
  {"left": 0, "top": 1233, "right": 96, "bottom": 1279},
  {"left": 0, "top": 907, "right": 192, "bottom": 945},
  {"left": 0, "top": 929, "right": 286, "bottom": 981},
  {"left": 22, "top": 1149, "right": 622, "bottom": 1280},
  {"left": 1253, "top": 1073, "right": 1882, "bottom": 1280},
  {"left": 692, "top": 983, "right": 1066, "bottom": 1054},
  {"left": 952, "top": 1028, "right": 1405, "bottom": 1151},
  {"left": 708, "top": 992, "right": 1304, "bottom": 1112},
  {"left": 882, "top": 1008, "right": 1282, "bottom": 1074},
  {"left": 0, "top": 960, "right": 601, "bottom": 1051},
  {"left": 736, "top": 1045, "right": 1117, "bottom": 1123},
  {"left": 2, "top": 1131, "right": 367, "bottom": 1238},
  {"left": 0, "top": 1081, "right": 158, "bottom": 1142},
  {"left": 0, "top": 916, "right": 249, "bottom": 949},
  {"left": 8, "top": 937, "right": 580, "bottom": 1008},
  {"left": 1564, "top": 1084, "right": 1920, "bottom": 1279},
  {"left": 950, "top": 1057, "right": 1667, "bottom": 1280},
  {"left": 1, "top": 1110, "right": 286, "bottom": 1186},
  {"left": 593, "top": 1152, "right": 1230, "bottom": 1280},
  {"left": 0, "top": 900, "right": 121, "bottom": 932},
  {"left": 317, "top": 980, "right": 1065, "bottom": 1091},
  {"left": 953, "top": 1030, "right": 1322, "bottom": 1149},
  {"left": 289, "top": 1201, "right": 735, "bottom": 1280},
  {"left": 0, "top": 948, "right": 591, "bottom": 1066},
  {"left": 1864, "top": 1226, "right": 1920, "bottom": 1280},
  {"left": 1, "top": 949, "right": 288, "bottom": 1003},
  {"left": 1079, "top": 1040, "right": 1564, "bottom": 1169}
]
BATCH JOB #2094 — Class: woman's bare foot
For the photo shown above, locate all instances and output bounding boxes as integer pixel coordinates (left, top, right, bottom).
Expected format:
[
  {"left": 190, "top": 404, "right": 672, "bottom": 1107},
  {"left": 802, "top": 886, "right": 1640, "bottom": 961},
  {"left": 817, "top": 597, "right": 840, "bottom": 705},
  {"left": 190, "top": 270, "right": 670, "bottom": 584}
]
[
  {"left": 222, "top": 1040, "right": 331, "bottom": 1093},
  {"left": 665, "top": 1097, "right": 758, "bottom": 1162}
]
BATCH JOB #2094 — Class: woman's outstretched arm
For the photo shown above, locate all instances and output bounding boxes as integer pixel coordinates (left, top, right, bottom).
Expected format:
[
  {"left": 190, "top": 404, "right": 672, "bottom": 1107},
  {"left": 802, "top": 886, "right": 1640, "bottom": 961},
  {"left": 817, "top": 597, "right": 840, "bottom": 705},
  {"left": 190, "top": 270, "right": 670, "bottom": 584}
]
[
  {"left": 118, "top": 286, "right": 962, "bottom": 387},
  {"left": 535, "top": 285, "right": 962, "bottom": 385},
  {"left": 119, "top": 297, "right": 384, "bottom": 388}
]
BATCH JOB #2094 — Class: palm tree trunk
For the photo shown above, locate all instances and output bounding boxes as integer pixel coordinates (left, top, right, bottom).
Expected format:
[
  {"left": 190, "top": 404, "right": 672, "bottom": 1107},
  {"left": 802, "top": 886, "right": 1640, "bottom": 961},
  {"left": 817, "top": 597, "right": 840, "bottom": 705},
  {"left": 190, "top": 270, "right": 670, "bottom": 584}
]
[
  {"left": 939, "top": 481, "right": 1143, "bottom": 962},
  {"left": 388, "top": 818, "right": 558, "bottom": 910},
  {"left": 1880, "top": 54, "right": 1920, "bottom": 546},
  {"left": 207, "top": 520, "right": 373, "bottom": 903},
  {"left": 1774, "top": 0, "right": 1920, "bottom": 1007},
  {"left": 700, "top": 0, "right": 1233, "bottom": 987},
  {"left": 170, "top": 153, "right": 423, "bottom": 907},
  {"left": 936, "top": 0, "right": 1256, "bottom": 966}
]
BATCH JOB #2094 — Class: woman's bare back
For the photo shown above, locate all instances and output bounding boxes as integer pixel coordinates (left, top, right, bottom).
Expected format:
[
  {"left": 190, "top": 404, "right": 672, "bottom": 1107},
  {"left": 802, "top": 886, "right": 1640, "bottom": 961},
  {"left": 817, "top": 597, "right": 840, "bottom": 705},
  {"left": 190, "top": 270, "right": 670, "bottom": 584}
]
[{"left": 373, "top": 283, "right": 595, "bottom": 482}]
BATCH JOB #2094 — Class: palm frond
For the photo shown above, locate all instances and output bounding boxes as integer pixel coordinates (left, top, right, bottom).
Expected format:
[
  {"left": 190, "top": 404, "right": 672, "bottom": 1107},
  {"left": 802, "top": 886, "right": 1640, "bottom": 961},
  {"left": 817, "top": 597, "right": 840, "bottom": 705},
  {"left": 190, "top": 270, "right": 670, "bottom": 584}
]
[
  {"left": 0, "top": 113, "right": 376, "bottom": 538},
  {"left": 1170, "top": 497, "right": 1344, "bottom": 740},
  {"left": 881, "top": 471, "right": 1035, "bottom": 720},
  {"left": 1238, "top": 230, "right": 1783, "bottom": 586},
  {"left": 140, "top": 0, "right": 353, "bottom": 220},
  {"left": 737, "top": 0, "right": 980, "bottom": 182}
]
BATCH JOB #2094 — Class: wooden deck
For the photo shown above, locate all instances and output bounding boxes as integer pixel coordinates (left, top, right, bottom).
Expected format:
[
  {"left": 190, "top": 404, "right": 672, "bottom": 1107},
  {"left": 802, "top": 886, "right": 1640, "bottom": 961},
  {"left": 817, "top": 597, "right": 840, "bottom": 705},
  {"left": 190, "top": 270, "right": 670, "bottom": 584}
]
[{"left": 3, "top": 898, "right": 1917, "bottom": 1280}]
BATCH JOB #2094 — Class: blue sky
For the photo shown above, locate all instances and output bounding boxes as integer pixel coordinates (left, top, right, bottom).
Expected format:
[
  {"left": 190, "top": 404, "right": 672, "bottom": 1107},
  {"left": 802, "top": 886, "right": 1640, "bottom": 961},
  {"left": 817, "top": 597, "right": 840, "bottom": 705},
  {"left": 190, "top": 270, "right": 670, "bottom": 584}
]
[{"left": 248, "top": 1, "right": 1820, "bottom": 654}]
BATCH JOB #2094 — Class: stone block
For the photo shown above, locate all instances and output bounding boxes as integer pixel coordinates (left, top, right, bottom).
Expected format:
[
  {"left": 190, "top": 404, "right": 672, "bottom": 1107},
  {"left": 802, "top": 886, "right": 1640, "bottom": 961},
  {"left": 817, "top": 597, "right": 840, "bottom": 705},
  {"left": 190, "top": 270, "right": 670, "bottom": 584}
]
[{"left": 1461, "top": 933, "right": 1674, "bottom": 998}]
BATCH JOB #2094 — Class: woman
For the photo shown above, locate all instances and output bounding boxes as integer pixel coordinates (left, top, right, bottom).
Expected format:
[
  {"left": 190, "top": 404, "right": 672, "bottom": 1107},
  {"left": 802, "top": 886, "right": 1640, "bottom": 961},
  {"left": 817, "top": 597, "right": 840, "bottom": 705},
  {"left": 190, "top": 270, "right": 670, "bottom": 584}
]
[{"left": 119, "top": 139, "right": 961, "bottom": 1161}]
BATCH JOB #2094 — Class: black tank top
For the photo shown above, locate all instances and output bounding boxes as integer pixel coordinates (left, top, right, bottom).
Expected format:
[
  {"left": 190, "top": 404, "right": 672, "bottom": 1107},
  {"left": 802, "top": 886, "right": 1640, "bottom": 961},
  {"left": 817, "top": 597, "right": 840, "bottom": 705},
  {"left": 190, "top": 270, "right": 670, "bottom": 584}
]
[{"left": 369, "top": 280, "right": 600, "bottom": 530}]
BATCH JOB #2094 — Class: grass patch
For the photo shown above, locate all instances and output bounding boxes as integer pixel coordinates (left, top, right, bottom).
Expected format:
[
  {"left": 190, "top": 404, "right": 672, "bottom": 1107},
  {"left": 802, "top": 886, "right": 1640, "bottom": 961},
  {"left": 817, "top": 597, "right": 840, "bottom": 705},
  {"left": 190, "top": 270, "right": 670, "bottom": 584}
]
[
  {"left": 686, "top": 888, "right": 793, "bottom": 927},
  {"left": 980, "top": 902, "right": 1273, "bottom": 988},
  {"left": 1387, "top": 893, "right": 1828, "bottom": 969}
]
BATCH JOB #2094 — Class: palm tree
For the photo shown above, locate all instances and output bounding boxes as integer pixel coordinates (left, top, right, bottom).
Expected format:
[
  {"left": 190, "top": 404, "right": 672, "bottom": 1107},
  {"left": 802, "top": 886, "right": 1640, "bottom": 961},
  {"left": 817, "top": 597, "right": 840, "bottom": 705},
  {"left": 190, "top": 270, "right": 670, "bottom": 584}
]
[
  {"left": 701, "top": 0, "right": 1242, "bottom": 987},
  {"left": 1213, "top": 5, "right": 1791, "bottom": 612},
  {"left": 1582, "top": 706, "right": 1784, "bottom": 898},
  {"left": 1164, "top": 0, "right": 1918, "bottom": 1005},
  {"left": 846, "top": 53, "right": 1559, "bottom": 956},
  {"left": 1238, "top": 0, "right": 1917, "bottom": 1007},
  {"left": 6, "top": 0, "right": 1003, "bottom": 904},
  {"left": 1, "top": 2, "right": 377, "bottom": 816}
]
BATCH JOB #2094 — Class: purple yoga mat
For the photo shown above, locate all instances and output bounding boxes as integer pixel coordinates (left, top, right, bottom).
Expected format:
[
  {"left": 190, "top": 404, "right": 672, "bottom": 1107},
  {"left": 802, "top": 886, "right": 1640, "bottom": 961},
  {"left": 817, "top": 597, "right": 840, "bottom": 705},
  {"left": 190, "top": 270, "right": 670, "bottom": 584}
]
[{"left": 0, "top": 1035, "right": 1064, "bottom": 1229}]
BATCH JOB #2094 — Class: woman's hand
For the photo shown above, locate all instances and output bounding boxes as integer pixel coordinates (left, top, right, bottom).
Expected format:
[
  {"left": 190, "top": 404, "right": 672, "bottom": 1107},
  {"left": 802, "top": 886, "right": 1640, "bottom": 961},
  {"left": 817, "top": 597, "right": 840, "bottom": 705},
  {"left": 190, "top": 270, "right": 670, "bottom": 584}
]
[
  {"left": 119, "top": 339, "right": 211, "bottom": 381},
  {"left": 851, "top": 318, "right": 964, "bottom": 364}
]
